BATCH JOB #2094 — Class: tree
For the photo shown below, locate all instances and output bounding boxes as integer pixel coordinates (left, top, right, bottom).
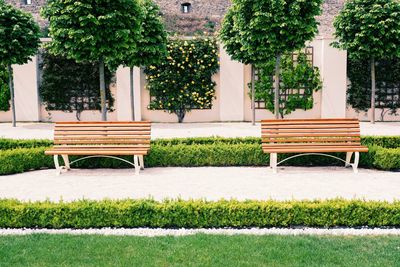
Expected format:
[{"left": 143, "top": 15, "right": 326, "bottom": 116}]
[
  {"left": 119, "top": 0, "right": 167, "bottom": 121},
  {"left": 0, "top": 64, "right": 10, "bottom": 112},
  {"left": 40, "top": 51, "right": 114, "bottom": 121},
  {"left": 0, "top": 2, "right": 40, "bottom": 127},
  {"left": 220, "top": 0, "right": 323, "bottom": 119},
  {"left": 252, "top": 51, "right": 322, "bottom": 118},
  {"left": 42, "top": 0, "right": 143, "bottom": 121},
  {"left": 145, "top": 38, "right": 219, "bottom": 123},
  {"left": 333, "top": 0, "right": 400, "bottom": 124}
]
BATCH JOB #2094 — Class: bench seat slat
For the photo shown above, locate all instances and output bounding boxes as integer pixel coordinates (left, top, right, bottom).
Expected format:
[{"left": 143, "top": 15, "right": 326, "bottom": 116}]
[
  {"left": 262, "top": 129, "right": 360, "bottom": 134},
  {"left": 54, "top": 140, "right": 150, "bottom": 145},
  {"left": 263, "top": 147, "right": 369, "bottom": 153},
  {"left": 263, "top": 133, "right": 360, "bottom": 138},
  {"left": 262, "top": 137, "right": 361, "bottom": 143},
  {"left": 263, "top": 142, "right": 361, "bottom": 147},
  {"left": 261, "top": 124, "right": 360, "bottom": 129},
  {"left": 54, "top": 127, "right": 151, "bottom": 131},
  {"left": 45, "top": 150, "right": 149, "bottom": 156},
  {"left": 55, "top": 131, "right": 151, "bottom": 135}
]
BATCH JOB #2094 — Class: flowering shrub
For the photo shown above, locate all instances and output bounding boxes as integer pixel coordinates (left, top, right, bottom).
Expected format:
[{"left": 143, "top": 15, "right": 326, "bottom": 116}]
[
  {"left": 145, "top": 38, "right": 219, "bottom": 122},
  {"left": 251, "top": 51, "right": 322, "bottom": 118},
  {"left": 0, "top": 64, "right": 10, "bottom": 111}
]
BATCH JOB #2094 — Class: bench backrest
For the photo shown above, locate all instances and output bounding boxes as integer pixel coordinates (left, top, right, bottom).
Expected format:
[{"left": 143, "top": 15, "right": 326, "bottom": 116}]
[
  {"left": 53, "top": 121, "right": 151, "bottom": 148},
  {"left": 261, "top": 118, "right": 362, "bottom": 146}
]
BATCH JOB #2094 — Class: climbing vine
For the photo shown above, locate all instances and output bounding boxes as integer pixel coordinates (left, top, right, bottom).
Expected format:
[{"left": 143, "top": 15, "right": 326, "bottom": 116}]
[
  {"left": 145, "top": 38, "right": 219, "bottom": 123},
  {"left": 348, "top": 57, "right": 400, "bottom": 121},
  {"left": 251, "top": 51, "right": 322, "bottom": 118},
  {"left": 39, "top": 51, "right": 114, "bottom": 120},
  {"left": 0, "top": 64, "right": 10, "bottom": 112}
]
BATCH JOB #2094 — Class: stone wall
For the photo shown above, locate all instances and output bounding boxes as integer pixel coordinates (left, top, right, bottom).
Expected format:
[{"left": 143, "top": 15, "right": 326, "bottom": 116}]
[{"left": 4, "top": 0, "right": 345, "bottom": 36}]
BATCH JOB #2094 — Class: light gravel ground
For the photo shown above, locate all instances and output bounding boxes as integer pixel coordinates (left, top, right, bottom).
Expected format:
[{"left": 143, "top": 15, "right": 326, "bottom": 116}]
[
  {"left": 1, "top": 122, "right": 400, "bottom": 140},
  {"left": 1, "top": 228, "right": 400, "bottom": 236},
  {"left": 0, "top": 167, "right": 399, "bottom": 202}
]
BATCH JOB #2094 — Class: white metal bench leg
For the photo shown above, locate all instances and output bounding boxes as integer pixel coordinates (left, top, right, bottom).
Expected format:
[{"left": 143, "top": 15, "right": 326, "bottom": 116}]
[
  {"left": 345, "top": 152, "right": 353, "bottom": 167},
  {"left": 139, "top": 155, "right": 144, "bottom": 170},
  {"left": 62, "top": 155, "right": 71, "bottom": 170},
  {"left": 134, "top": 155, "right": 140, "bottom": 175},
  {"left": 352, "top": 152, "right": 360, "bottom": 174},
  {"left": 54, "top": 155, "right": 61, "bottom": 176},
  {"left": 270, "top": 153, "right": 278, "bottom": 174}
]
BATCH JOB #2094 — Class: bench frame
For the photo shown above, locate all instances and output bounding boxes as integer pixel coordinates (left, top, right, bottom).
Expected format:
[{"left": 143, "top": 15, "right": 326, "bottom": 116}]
[
  {"left": 46, "top": 121, "right": 151, "bottom": 175},
  {"left": 262, "top": 118, "right": 368, "bottom": 174},
  {"left": 53, "top": 154, "right": 145, "bottom": 175},
  {"left": 269, "top": 152, "right": 360, "bottom": 174}
]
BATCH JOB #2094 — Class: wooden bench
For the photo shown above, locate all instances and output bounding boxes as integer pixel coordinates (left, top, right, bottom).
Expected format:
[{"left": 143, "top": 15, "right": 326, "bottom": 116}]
[
  {"left": 45, "top": 121, "right": 151, "bottom": 175},
  {"left": 261, "top": 118, "right": 368, "bottom": 173}
]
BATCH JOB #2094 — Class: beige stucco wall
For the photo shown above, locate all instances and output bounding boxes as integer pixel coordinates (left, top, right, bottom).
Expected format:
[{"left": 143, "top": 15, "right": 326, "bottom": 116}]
[{"left": 4, "top": 37, "right": 399, "bottom": 123}]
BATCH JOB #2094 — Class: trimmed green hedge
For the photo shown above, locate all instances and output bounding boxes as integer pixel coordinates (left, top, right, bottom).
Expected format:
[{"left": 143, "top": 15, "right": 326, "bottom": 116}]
[
  {"left": 1, "top": 135, "right": 400, "bottom": 149},
  {"left": 0, "top": 136, "right": 399, "bottom": 175},
  {"left": 0, "top": 199, "right": 399, "bottom": 229}
]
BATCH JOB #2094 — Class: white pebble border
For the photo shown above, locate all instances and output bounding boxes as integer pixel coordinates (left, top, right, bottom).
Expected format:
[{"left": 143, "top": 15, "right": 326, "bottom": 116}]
[{"left": 1, "top": 228, "right": 400, "bottom": 236}]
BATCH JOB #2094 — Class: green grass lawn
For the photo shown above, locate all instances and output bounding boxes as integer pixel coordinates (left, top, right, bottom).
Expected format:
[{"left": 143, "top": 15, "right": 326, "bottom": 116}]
[{"left": 0, "top": 234, "right": 399, "bottom": 267}]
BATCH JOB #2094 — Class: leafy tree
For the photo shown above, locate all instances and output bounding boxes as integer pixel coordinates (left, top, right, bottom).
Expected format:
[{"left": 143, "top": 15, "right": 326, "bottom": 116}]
[
  {"left": 40, "top": 51, "right": 114, "bottom": 121},
  {"left": 118, "top": 0, "right": 167, "bottom": 121},
  {"left": 220, "top": 0, "right": 323, "bottom": 119},
  {"left": 347, "top": 57, "right": 400, "bottom": 121},
  {"left": 145, "top": 38, "right": 219, "bottom": 123},
  {"left": 0, "top": 64, "right": 10, "bottom": 112},
  {"left": 333, "top": 0, "right": 400, "bottom": 123},
  {"left": 0, "top": 2, "right": 40, "bottom": 126},
  {"left": 42, "top": 0, "right": 143, "bottom": 121},
  {"left": 252, "top": 51, "right": 322, "bottom": 118}
]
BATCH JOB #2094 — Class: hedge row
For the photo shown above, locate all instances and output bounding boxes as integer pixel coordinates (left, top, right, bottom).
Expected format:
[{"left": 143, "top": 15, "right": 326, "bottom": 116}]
[
  {"left": 0, "top": 199, "right": 399, "bottom": 229},
  {"left": 0, "top": 137, "right": 399, "bottom": 175},
  {"left": 2, "top": 135, "right": 400, "bottom": 150}
]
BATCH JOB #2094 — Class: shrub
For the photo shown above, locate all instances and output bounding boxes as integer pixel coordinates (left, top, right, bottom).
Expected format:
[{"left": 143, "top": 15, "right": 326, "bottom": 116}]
[
  {"left": 0, "top": 136, "right": 399, "bottom": 175},
  {"left": 145, "top": 38, "right": 219, "bottom": 122},
  {"left": 39, "top": 51, "right": 114, "bottom": 121},
  {"left": 0, "top": 64, "right": 10, "bottom": 111},
  {"left": 0, "top": 199, "right": 399, "bottom": 229}
]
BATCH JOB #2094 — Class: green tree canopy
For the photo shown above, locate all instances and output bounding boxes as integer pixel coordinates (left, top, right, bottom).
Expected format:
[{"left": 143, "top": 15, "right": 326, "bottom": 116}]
[
  {"left": 122, "top": 0, "right": 167, "bottom": 68},
  {"left": 0, "top": 1, "right": 40, "bottom": 126},
  {"left": 333, "top": 0, "right": 400, "bottom": 123},
  {"left": 220, "top": 0, "right": 323, "bottom": 65},
  {"left": 219, "top": 0, "right": 323, "bottom": 119},
  {"left": 42, "top": 0, "right": 143, "bottom": 120}
]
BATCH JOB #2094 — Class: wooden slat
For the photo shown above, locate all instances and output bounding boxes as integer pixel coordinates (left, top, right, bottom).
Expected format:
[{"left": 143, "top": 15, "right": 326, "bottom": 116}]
[
  {"left": 54, "top": 140, "right": 150, "bottom": 145},
  {"left": 262, "top": 137, "right": 361, "bottom": 143},
  {"left": 261, "top": 124, "right": 360, "bottom": 129},
  {"left": 54, "top": 127, "right": 151, "bottom": 131},
  {"left": 45, "top": 150, "right": 148, "bottom": 156},
  {"left": 55, "top": 131, "right": 151, "bottom": 135},
  {"left": 262, "top": 129, "right": 360, "bottom": 134},
  {"left": 55, "top": 135, "right": 150, "bottom": 139},
  {"left": 263, "top": 133, "right": 360, "bottom": 138},
  {"left": 263, "top": 143, "right": 361, "bottom": 147},
  {"left": 263, "top": 147, "right": 369, "bottom": 153},
  {"left": 55, "top": 145, "right": 150, "bottom": 148}
]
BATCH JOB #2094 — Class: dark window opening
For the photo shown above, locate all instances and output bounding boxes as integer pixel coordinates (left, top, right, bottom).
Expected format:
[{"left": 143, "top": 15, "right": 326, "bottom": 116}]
[
  {"left": 23, "top": 0, "right": 32, "bottom": 5},
  {"left": 181, "top": 3, "right": 192, "bottom": 13}
]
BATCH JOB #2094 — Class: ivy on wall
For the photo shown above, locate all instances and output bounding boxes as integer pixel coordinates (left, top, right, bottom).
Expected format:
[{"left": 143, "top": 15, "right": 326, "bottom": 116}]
[
  {"left": 347, "top": 57, "right": 400, "bottom": 121},
  {"left": 145, "top": 38, "right": 219, "bottom": 123},
  {"left": 0, "top": 64, "right": 10, "bottom": 112},
  {"left": 39, "top": 51, "right": 114, "bottom": 120},
  {"left": 251, "top": 51, "right": 322, "bottom": 118}
]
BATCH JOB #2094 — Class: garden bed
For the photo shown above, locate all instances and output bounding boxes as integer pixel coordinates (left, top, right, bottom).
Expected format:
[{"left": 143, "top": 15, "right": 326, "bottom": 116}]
[{"left": 0, "top": 136, "right": 400, "bottom": 175}]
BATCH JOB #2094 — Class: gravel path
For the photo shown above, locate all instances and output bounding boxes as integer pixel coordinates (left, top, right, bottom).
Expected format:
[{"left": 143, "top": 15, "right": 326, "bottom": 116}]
[
  {"left": 1, "top": 167, "right": 399, "bottom": 202},
  {"left": 1, "top": 228, "right": 400, "bottom": 236},
  {"left": 1, "top": 122, "right": 400, "bottom": 140}
]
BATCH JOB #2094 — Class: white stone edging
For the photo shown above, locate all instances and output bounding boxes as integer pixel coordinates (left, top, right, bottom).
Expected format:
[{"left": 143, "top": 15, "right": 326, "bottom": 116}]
[{"left": 1, "top": 228, "right": 400, "bottom": 236}]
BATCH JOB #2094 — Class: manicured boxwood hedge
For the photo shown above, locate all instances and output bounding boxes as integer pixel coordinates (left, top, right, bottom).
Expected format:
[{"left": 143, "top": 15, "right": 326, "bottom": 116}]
[
  {"left": 0, "top": 136, "right": 399, "bottom": 175},
  {"left": 0, "top": 199, "right": 399, "bottom": 229}
]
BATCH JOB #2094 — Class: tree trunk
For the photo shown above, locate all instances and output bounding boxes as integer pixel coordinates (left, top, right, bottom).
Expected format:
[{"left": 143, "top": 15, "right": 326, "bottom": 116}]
[
  {"left": 274, "top": 54, "right": 281, "bottom": 119},
  {"left": 251, "top": 65, "right": 256, "bottom": 125},
  {"left": 99, "top": 60, "right": 107, "bottom": 121},
  {"left": 370, "top": 58, "right": 376, "bottom": 124},
  {"left": 176, "top": 110, "right": 185, "bottom": 123},
  {"left": 8, "top": 64, "right": 16, "bottom": 127},
  {"left": 130, "top": 67, "right": 135, "bottom": 121}
]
